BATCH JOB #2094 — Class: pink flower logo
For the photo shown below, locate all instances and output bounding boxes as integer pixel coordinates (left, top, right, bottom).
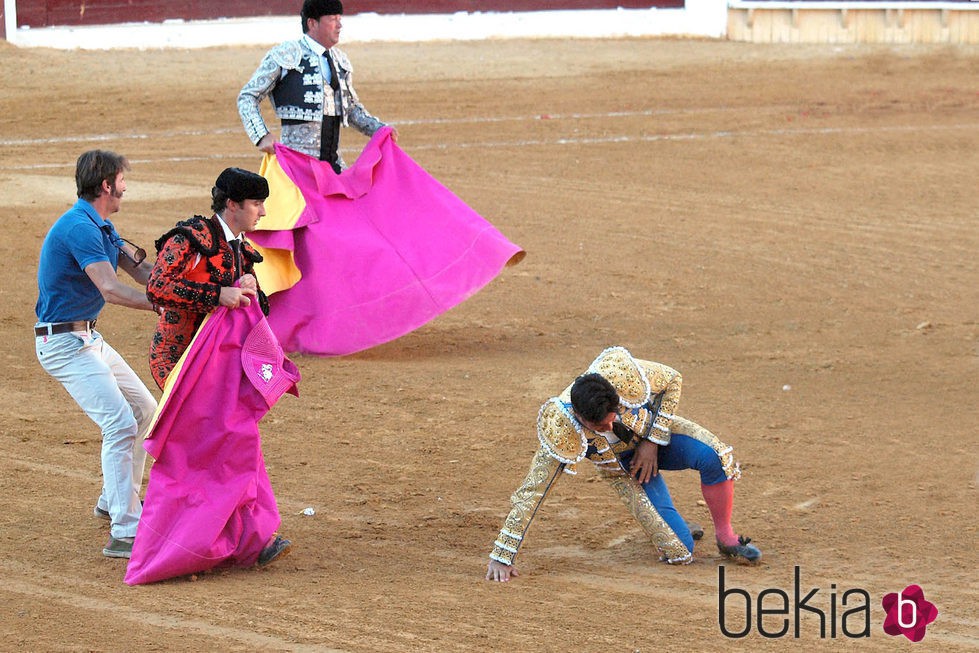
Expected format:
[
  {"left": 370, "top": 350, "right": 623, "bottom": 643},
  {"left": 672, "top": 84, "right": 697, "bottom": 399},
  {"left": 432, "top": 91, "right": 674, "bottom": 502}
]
[{"left": 882, "top": 585, "right": 938, "bottom": 642}]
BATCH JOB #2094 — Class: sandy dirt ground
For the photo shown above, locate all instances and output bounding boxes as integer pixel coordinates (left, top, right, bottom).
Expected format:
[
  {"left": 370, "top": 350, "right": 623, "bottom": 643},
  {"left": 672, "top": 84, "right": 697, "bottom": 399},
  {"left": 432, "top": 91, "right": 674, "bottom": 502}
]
[{"left": 0, "top": 37, "right": 976, "bottom": 652}]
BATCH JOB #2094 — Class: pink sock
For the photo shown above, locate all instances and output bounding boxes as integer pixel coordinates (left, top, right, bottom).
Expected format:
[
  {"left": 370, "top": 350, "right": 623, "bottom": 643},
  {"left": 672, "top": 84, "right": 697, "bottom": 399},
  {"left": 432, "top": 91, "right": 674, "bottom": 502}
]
[{"left": 701, "top": 480, "right": 738, "bottom": 546}]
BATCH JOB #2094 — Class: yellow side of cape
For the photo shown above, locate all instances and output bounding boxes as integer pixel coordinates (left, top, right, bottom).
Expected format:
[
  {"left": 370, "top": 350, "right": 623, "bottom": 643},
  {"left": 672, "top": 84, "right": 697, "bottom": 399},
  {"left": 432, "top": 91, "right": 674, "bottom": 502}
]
[{"left": 251, "top": 153, "right": 306, "bottom": 295}]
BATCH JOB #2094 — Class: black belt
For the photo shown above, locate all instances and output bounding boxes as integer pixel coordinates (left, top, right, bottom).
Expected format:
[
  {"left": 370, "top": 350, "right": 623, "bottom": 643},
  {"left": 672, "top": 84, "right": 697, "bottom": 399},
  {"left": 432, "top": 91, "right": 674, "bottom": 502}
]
[{"left": 34, "top": 320, "right": 96, "bottom": 336}]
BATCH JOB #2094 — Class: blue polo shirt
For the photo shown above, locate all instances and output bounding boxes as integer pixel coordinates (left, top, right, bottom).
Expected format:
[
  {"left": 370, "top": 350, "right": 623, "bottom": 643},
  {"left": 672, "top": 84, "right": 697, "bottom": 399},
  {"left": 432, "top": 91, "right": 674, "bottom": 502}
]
[{"left": 35, "top": 199, "right": 121, "bottom": 323}]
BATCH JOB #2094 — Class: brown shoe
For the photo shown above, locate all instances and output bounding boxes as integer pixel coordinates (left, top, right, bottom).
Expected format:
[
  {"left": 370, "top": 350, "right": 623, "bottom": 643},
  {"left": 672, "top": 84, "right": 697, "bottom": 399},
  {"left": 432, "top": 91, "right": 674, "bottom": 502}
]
[{"left": 685, "top": 520, "right": 704, "bottom": 541}]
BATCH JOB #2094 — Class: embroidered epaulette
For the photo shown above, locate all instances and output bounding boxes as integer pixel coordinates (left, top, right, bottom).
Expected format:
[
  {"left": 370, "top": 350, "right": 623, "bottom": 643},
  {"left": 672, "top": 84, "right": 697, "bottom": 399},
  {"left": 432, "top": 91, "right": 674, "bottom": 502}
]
[
  {"left": 154, "top": 215, "right": 221, "bottom": 256},
  {"left": 241, "top": 241, "right": 264, "bottom": 264},
  {"left": 537, "top": 398, "right": 587, "bottom": 464},
  {"left": 270, "top": 40, "right": 303, "bottom": 70},
  {"left": 587, "top": 346, "right": 651, "bottom": 409}
]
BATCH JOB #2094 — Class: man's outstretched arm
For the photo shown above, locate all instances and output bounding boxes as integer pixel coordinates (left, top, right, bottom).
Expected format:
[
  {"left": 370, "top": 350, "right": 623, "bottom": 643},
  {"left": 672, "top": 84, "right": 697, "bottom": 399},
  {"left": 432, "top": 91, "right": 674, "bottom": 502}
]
[{"left": 486, "top": 446, "right": 564, "bottom": 582}]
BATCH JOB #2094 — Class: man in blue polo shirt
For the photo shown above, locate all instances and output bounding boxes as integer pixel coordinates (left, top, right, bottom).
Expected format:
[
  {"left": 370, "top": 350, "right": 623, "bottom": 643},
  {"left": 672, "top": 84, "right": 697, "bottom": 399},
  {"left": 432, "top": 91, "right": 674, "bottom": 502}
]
[{"left": 35, "top": 150, "right": 159, "bottom": 559}]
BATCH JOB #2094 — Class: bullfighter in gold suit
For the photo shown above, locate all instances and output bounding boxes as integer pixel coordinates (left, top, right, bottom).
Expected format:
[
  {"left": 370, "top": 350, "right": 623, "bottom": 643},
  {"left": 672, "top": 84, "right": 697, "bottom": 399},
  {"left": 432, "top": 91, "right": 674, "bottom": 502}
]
[{"left": 486, "top": 346, "right": 761, "bottom": 582}]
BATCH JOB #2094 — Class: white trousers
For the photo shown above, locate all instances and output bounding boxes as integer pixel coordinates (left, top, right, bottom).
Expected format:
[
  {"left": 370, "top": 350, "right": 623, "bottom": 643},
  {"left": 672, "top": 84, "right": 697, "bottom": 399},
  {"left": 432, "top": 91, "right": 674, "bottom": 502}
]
[{"left": 35, "top": 329, "right": 155, "bottom": 539}]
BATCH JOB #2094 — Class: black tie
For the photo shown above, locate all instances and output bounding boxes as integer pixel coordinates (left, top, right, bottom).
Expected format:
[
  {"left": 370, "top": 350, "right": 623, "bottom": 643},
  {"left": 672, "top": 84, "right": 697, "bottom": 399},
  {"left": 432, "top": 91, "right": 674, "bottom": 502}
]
[
  {"left": 320, "top": 50, "right": 343, "bottom": 171},
  {"left": 229, "top": 238, "right": 242, "bottom": 279},
  {"left": 612, "top": 422, "right": 635, "bottom": 444},
  {"left": 324, "top": 50, "right": 340, "bottom": 92}
]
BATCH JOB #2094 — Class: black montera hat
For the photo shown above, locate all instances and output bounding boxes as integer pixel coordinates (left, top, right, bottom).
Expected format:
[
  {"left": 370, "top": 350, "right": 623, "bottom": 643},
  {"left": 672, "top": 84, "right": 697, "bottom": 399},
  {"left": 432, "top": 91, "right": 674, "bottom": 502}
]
[
  {"left": 302, "top": 0, "right": 343, "bottom": 20},
  {"left": 214, "top": 167, "right": 269, "bottom": 202}
]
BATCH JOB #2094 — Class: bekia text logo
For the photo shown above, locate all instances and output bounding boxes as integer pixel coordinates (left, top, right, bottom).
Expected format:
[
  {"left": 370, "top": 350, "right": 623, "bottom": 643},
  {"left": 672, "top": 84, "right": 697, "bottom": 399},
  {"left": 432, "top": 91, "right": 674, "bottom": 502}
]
[
  {"left": 882, "top": 585, "right": 938, "bottom": 642},
  {"left": 718, "top": 567, "right": 938, "bottom": 641}
]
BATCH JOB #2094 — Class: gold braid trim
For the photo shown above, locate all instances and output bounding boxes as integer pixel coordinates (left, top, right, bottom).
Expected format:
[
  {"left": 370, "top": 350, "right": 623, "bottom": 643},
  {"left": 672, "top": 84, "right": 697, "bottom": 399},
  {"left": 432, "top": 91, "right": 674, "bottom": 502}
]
[
  {"left": 490, "top": 446, "right": 564, "bottom": 565},
  {"left": 604, "top": 474, "right": 693, "bottom": 564},
  {"left": 670, "top": 416, "right": 742, "bottom": 481},
  {"left": 637, "top": 360, "right": 682, "bottom": 441},
  {"left": 618, "top": 406, "right": 653, "bottom": 439},
  {"left": 587, "top": 434, "right": 626, "bottom": 472}
]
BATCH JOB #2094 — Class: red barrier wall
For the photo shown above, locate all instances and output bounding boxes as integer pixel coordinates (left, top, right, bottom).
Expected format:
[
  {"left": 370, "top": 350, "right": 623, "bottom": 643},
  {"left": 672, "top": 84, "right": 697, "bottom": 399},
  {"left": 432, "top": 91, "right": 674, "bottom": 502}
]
[{"left": 13, "top": 1, "right": 684, "bottom": 29}]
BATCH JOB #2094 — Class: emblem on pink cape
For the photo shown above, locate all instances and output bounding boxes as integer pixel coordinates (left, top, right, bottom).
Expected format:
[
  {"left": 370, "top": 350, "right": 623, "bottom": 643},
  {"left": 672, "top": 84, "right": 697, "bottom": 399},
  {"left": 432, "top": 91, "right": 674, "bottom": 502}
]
[
  {"left": 250, "top": 127, "right": 525, "bottom": 356},
  {"left": 242, "top": 315, "right": 301, "bottom": 408}
]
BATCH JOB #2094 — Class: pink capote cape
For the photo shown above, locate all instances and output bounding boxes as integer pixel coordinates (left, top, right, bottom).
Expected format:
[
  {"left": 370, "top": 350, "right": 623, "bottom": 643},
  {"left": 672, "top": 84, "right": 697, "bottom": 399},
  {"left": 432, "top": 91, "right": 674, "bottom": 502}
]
[
  {"left": 124, "top": 299, "right": 299, "bottom": 585},
  {"left": 249, "top": 126, "right": 525, "bottom": 356}
]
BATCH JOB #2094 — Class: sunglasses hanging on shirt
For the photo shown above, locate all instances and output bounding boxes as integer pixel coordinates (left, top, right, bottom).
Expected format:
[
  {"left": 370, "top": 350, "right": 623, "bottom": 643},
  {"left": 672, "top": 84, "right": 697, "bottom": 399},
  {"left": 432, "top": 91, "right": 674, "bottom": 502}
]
[{"left": 114, "top": 236, "right": 147, "bottom": 266}]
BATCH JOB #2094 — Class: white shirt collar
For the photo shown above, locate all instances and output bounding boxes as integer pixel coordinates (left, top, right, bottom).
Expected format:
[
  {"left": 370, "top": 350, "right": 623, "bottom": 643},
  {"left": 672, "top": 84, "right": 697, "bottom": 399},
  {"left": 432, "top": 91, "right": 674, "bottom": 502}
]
[
  {"left": 302, "top": 33, "right": 327, "bottom": 57},
  {"left": 214, "top": 214, "right": 241, "bottom": 242}
]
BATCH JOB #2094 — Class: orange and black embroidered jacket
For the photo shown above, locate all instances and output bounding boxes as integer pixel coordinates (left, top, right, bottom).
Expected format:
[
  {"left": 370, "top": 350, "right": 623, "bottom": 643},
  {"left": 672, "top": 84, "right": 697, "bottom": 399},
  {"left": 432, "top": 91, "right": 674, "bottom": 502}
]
[{"left": 146, "top": 215, "right": 267, "bottom": 389}]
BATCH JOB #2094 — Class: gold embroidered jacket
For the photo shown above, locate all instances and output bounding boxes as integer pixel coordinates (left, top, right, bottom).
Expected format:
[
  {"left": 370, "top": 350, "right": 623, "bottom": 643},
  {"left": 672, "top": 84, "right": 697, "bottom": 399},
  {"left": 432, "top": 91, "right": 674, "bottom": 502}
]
[{"left": 489, "top": 346, "right": 738, "bottom": 566}]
